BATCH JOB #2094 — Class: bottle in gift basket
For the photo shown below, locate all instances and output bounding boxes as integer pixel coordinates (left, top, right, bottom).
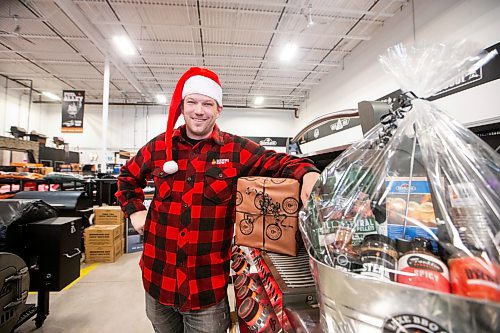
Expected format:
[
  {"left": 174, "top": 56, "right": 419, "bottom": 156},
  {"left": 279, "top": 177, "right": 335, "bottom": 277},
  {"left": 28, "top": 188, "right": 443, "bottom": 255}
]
[
  {"left": 447, "top": 182, "right": 497, "bottom": 255},
  {"left": 448, "top": 249, "right": 500, "bottom": 302},
  {"left": 397, "top": 238, "right": 450, "bottom": 293},
  {"left": 238, "top": 297, "right": 279, "bottom": 333},
  {"left": 360, "top": 234, "right": 398, "bottom": 281},
  {"left": 328, "top": 224, "right": 363, "bottom": 273},
  {"left": 328, "top": 247, "right": 363, "bottom": 273}
]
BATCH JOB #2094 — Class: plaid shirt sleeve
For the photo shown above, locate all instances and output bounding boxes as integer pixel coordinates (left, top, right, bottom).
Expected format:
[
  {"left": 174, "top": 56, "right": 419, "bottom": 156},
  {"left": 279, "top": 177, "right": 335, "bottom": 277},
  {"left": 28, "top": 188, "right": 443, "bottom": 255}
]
[
  {"left": 115, "top": 137, "right": 157, "bottom": 217},
  {"left": 237, "top": 136, "right": 319, "bottom": 180}
]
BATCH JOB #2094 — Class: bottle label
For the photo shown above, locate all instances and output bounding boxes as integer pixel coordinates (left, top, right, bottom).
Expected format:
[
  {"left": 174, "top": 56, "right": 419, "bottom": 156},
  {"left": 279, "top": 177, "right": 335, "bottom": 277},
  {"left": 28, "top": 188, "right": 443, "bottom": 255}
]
[
  {"left": 449, "top": 257, "right": 500, "bottom": 302},
  {"left": 360, "top": 250, "right": 397, "bottom": 281},
  {"left": 397, "top": 253, "right": 450, "bottom": 292}
]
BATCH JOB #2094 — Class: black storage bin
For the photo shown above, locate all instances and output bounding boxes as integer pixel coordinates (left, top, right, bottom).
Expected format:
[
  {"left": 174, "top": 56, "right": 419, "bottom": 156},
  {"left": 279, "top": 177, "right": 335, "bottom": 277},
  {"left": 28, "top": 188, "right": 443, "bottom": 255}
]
[
  {"left": 27, "top": 217, "right": 82, "bottom": 291},
  {"left": 0, "top": 199, "right": 58, "bottom": 257}
]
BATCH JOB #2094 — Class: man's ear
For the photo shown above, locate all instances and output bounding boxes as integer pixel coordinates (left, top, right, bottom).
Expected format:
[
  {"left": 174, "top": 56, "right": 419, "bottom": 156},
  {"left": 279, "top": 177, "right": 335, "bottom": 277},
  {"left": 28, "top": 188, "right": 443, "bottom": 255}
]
[{"left": 216, "top": 106, "right": 222, "bottom": 118}]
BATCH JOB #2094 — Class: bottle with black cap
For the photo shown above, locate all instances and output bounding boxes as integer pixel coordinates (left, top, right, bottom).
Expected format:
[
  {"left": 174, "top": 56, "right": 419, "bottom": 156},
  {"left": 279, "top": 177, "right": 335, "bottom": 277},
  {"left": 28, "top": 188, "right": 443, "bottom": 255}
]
[{"left": 360, "top": 234, "right": 398, "bottom": 281}]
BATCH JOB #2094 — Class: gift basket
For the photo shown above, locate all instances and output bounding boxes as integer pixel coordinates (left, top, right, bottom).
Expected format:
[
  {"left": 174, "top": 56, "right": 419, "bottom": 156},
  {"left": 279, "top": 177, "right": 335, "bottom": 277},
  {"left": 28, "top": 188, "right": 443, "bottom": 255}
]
[{"left": 299, "top": 42, "right": 500, "bottom": 332}]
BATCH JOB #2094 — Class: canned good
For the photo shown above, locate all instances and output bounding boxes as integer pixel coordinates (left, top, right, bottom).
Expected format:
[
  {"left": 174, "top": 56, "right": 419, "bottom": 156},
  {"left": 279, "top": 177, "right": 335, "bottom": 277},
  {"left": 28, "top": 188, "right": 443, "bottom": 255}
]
[
  {"left": 397, "top": 238, "right": 450, "bottom": 293},
  {"left": 231, "top": 255, "right": 249, "bottom": 275},
  {"left": 234, "top": 274, "right": 258, "bottom": 292},
  {"left": 236, "top": 285, "right": 261, "bottom": 303},
  {"left": 238, "top": 297, "right": 279, "bottom": 333},
  {"left": 360, "top": 234, "right": 398, "bottom": 281}
]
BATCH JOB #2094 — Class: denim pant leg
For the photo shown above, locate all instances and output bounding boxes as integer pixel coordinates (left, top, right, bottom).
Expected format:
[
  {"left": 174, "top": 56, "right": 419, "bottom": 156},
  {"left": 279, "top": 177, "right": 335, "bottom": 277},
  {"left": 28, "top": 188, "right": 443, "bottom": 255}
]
[
  {"left": 182, "top": 297, "right": 230, "bottom": 333},
  {"left": 145, "top": 292, "right": 183, "bottom": 333}
]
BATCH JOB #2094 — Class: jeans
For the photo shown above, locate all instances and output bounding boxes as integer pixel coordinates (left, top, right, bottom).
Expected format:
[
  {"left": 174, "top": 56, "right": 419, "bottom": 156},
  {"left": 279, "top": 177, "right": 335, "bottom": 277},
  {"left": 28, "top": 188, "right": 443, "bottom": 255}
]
[{"left": 145, "top": 292, "right": 230, "bottom": 333}]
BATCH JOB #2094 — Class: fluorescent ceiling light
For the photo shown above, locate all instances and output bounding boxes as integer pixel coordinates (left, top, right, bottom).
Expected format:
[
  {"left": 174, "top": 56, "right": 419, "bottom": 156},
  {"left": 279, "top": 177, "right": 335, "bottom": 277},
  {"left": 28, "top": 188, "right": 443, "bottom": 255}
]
[
  {"left": 156, "top": 94, "right": 167, "bottom": 104},
  {"left": 254, "top": 96, "right": 264, "bottom": 105},
  {"left": 42, "top": 91, "right": 61, "bottom": 101},
  {"left": 280, "top": 42, "right": 298, "bottom": 62},
  {"left": 113, "top": 36, "right": 136, "bottom": 56}
]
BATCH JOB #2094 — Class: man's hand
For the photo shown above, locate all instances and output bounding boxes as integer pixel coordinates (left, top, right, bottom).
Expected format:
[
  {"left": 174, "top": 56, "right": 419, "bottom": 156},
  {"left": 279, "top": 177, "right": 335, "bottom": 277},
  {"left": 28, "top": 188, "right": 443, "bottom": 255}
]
[
  {"left": 300, "top": 172, "right": 320, "bottom": 205},
  {"left": 130, "top": 210, "right": 147, "bottom": 235}
]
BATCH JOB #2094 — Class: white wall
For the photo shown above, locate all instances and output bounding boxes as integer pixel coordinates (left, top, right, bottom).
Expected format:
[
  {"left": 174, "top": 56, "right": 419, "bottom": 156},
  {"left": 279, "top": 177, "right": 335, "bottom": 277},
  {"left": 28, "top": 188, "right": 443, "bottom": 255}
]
[
  {"left": 218, "top": 108, "right": 296, "bottom": 137},
  {"left": 296, "top": 0, "right": 500, "bottom": 136}
]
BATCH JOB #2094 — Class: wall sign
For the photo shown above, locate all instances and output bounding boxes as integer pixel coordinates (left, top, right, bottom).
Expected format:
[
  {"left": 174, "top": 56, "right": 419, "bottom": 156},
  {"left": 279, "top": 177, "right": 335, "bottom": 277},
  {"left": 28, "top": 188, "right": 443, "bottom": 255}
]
[
  {"left": 298, "top": 117, "right": 360, "bottom": 144},
  {"left": 245, "top": 136, "right": 289, "bottom": 147},
  {"left": 61, "top": 90, "right": 85, "bottom": 133},
  {"left": 430, "top": 42, "right": 500, "bottom": 101}
]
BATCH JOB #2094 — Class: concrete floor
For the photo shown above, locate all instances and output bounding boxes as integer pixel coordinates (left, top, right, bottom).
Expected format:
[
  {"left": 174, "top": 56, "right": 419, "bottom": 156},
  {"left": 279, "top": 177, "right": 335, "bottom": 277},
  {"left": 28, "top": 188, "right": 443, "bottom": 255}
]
[{"left": 15, "top": 252, "right": 236, "bottom": 333}]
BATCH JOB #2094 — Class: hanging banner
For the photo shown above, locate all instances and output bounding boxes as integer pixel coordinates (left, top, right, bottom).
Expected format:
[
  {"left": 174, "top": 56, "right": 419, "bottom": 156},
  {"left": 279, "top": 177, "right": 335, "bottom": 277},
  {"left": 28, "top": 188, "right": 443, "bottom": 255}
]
[{"left": 61, "top": 90, "right": 85, "bottom": 133}]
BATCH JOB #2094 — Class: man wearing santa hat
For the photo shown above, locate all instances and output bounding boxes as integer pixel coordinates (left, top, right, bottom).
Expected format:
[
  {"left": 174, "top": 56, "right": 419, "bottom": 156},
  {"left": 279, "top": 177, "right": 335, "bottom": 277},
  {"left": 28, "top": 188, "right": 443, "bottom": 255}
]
[{"left": 116, "top": 67, "right": 320, "bottom": 333}]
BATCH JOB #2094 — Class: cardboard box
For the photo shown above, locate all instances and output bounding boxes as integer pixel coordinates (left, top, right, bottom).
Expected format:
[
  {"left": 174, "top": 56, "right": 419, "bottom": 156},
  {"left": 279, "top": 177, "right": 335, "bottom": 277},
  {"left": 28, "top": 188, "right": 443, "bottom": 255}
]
[
  {"left": 70, "top": 163, "right": 81, "bottom": 171},
  {"left": 94, "top": 206, "right": 125, "bottom": 225},
  {"left": 85, "top": 240, "right": 123, "bottom": 263},
  {"left": 84, "top": 225, "right": 121, "bottom": 247}
]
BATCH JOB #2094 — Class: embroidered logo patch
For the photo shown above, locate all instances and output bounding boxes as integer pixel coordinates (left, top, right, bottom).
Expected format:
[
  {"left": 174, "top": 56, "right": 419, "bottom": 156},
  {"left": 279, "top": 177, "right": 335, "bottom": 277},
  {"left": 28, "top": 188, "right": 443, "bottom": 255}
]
[{"left": 211, "top": 158, "right": 230, "bottom": 165}]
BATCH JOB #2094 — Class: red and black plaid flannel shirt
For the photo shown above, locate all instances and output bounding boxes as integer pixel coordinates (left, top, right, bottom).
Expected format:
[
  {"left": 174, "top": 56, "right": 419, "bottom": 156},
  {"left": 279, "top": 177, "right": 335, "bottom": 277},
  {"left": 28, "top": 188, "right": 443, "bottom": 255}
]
[{"left": 116, "top": 124, "right": 318, "bottom": 310}]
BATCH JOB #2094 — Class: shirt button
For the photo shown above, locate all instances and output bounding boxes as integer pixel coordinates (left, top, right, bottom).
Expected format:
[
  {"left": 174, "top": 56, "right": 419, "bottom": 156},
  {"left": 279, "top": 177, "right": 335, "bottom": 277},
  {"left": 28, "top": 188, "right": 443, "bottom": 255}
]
[
  {"left": 180, "top": 231, "right": 186, "bottom": 237},
  {"left": 183, "top": 203, "right": 188, "bottom": 208},
  {"left": 218, "top": 173, "right": 223, "bottom": 178},
  {"left": 187, "top": 176, "right": 192, "bottom": 182}
]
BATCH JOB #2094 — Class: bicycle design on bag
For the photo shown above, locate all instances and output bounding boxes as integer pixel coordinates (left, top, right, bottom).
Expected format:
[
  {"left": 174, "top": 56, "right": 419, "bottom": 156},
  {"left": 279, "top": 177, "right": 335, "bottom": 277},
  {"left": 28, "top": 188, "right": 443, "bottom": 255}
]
[{"left": 237, "top": 186, "right": 299, "bottom": 240}]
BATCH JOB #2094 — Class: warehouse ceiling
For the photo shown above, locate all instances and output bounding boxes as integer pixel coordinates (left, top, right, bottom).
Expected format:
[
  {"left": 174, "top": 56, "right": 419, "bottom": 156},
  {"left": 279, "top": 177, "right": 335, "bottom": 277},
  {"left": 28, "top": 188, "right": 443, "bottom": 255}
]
[{"left": 0, "top": 0, "right": 407, "bottom": 108}]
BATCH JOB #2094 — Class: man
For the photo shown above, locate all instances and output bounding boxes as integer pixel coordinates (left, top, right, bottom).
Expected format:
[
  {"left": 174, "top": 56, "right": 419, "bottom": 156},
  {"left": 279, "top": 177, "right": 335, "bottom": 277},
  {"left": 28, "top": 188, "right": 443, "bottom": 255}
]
[{"left": 116, "top": 67, "right": 320, "bottom": 333}]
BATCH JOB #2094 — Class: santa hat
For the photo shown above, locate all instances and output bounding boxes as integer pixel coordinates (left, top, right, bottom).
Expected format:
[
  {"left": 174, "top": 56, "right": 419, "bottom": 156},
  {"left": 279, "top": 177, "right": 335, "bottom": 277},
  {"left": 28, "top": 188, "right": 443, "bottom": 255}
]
[{"left": 162, "top": 67, "right": 223, "bottom": 174}]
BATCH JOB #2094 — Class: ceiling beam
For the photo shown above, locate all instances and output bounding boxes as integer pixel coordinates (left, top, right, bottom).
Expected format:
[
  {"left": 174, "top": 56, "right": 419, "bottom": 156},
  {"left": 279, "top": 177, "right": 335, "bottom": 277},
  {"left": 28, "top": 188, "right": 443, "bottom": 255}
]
[
  {"left": 0, "top": 56, "right": 339, "bottom": 68},
  {"left": 53, "top": 0, "right": 148, "bottom": 97},
  {"left": 91, "top": 22, "right": 371, "bottom": 40},
  {"left": 72, "top": 0, "right": 397, "bottom": 18},
  {"left": 140, "top": 54, "right": 341, "bottom": 67},
  {"left": 0, "top": 58, "right": 329, "bottom": 74},
  {"left": 130, "top": 64, "right": 329, "bottom": 74},
  {"left": 0, "top": 44, "right": 352, "bottom": 55},
  {"left": 0, "top": 71, "right": 321, "bottom": 84}
]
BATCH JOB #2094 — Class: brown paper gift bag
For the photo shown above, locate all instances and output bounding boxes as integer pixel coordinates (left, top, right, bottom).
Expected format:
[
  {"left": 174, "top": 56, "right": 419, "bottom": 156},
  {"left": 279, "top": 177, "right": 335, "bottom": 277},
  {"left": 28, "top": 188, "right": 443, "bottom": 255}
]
[{"left": 235, "top": 177, "right": 301, "bottom": 256}]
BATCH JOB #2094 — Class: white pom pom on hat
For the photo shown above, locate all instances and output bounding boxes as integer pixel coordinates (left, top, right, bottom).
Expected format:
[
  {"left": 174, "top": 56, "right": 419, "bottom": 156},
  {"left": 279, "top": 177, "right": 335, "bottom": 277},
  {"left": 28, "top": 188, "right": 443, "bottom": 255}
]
[
  {"left": 161, "top": 67, "right": 223, "bottom": 175},
  {"left": 162, "top": 160, "right": 179, "bottom": 174}
]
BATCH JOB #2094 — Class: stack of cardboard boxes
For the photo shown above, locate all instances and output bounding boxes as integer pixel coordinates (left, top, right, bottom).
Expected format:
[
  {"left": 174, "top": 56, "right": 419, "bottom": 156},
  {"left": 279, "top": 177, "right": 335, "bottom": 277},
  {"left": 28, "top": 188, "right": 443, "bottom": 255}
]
[{"left": 84, "top": 206, "right": 125, "bottom": 263}]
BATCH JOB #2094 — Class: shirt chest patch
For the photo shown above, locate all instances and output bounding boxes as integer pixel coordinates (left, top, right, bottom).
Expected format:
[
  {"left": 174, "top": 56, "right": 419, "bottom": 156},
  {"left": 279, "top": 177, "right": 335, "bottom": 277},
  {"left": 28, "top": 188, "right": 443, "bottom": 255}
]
[{"left": 211, "top": 158, "right": 230, "bottom": 166}]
